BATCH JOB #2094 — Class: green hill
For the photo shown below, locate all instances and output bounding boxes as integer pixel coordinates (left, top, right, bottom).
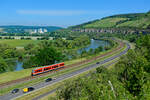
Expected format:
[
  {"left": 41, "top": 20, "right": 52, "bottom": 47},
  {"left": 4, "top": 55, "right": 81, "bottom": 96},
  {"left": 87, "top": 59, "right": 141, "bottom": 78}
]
[
  {"left": 0, "top": 25, "right": 63, "bottom": 33},
  {"left": 71, "top": 11, "right": 150, "bottom": 29}
]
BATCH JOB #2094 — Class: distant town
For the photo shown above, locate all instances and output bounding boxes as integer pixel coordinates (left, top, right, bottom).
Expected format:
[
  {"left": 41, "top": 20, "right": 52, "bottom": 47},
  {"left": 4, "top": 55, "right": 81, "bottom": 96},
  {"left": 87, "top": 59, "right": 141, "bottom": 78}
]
[
  {"left": 25, "top": 28, "right": 48, "bottom": 34},
  {"left": 0, "top": 26, "right": 62, "bottom": 34}
]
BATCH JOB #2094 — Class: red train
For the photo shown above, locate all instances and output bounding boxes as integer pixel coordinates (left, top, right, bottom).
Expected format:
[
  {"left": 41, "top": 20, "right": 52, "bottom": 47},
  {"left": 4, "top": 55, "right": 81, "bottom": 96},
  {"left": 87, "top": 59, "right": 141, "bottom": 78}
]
[{"left": 31, "top": 62, "right": 64, "bottom": 76}]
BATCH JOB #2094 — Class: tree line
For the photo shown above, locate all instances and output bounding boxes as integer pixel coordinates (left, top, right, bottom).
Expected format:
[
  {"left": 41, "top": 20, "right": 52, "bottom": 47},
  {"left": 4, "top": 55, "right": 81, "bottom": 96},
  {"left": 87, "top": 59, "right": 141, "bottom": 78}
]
[
  {"left": 0, "top": 32, "right": 115, "bottom": 73},
  {"left": 50, "top": 34, "right": 150, "bottom": 100}
]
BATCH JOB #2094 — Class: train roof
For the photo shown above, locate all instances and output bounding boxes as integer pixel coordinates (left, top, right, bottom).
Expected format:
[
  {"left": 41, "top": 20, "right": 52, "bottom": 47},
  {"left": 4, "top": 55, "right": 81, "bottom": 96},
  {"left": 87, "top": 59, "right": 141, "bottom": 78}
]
[{"left": 32, "top": 62, "right": 64, "bottom": 70}]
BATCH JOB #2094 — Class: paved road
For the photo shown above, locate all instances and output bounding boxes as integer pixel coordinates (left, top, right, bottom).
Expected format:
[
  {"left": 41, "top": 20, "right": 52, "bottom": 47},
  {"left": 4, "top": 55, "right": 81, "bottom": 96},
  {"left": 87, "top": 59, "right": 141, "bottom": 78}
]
[
  {"left": 0, "top": 43, "right": 130, "bottom": 100},
  {"left": 32, "top": 60, "right": 118, "bottom": 100}
]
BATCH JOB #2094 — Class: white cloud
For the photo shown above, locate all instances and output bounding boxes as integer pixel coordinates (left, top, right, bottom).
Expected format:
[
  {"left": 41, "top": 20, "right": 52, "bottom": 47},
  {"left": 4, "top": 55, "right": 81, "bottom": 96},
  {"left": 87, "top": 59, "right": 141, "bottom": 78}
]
[
  {"left": 17, "top": 10, "right": 87, "bottom": 16},
  {"left": 17, "top": 10, "right": 115, "bottom": 16}
]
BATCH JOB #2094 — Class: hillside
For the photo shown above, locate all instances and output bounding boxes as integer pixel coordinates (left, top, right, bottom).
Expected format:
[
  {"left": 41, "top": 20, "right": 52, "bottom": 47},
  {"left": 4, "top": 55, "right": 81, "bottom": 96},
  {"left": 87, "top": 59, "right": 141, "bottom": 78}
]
[
  {"left": 71, "top": 12, "right": 150, "bottom": 29},
  {"left": 0, "top": 25, "right": 63, "bottom": 34},
  {"left": 52, "top": 34, "right": 150, "bottom": 100}
]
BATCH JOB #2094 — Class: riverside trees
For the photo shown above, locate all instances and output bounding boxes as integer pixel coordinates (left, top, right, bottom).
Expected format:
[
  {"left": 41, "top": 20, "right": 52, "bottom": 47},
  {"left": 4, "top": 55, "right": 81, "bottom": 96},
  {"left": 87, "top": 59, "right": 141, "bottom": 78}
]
[
  {"left": 23, "top": 35, "right": 91, "bottom": 69},
  {"left": 0, "top": 44, "right": 23, "bottom": 73},
  {"left": 0, "top": 57, "right": 8, "bottom": 73},
  {"left": 52, "top": 34, "right": 150, "bottom": 100}
]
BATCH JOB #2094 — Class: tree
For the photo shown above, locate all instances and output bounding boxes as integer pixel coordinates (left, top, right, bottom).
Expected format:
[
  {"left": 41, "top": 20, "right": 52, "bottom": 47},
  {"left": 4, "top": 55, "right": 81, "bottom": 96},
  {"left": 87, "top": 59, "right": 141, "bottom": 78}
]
[
  {"left": 98, "top": 46, "right": 103, "bottom": 52},
  {"left": 15, "top": 49, "right": 25, "bottom": 60},
  {"left": 0, "top": 44, "right": 17, "bottom": 59},
  {"left": 3, "top": 49, "right": 16, "bottom": 59},
  {"left": 116, "top": 50, "right": 149, "bottom": 97},
  {"left": 94, "top": 48, "right": 99, "bottom": 57},
  {"left": 24, "top": 43, "right": 35, "bottom": 51},
  {"left": 81, "top": 50, "right": 87, "bottom": 58},
  {"left": 0, "top": 57, "right": 8, "bottom": 73},
  {"left": 56, "top": 66, "right": 134, "bottom": 100},
  {"left": 32, "top": 46, "right": 63, "bottom": 66},
  {"left": 88, "top": 48, "right": 94, "bottom": 55},
  {"left": 136, "top": 35, "right": 150, "bottom": 62},
  {"left": 96, "top": 66, "right": 107, "bottom": 73},
  {"left": 104, "top": 45, "right": 111, "bottom": 51}
]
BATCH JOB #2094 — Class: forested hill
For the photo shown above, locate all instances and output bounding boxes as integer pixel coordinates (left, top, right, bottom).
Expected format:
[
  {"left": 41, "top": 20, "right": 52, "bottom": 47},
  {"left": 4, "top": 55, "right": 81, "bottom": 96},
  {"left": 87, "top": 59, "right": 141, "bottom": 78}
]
[
  {"left": 70, "top": 11, "right": 150, "bottom": 34},
  {"left": 0, "top": 25, "right": 63, "bottom": 33}
]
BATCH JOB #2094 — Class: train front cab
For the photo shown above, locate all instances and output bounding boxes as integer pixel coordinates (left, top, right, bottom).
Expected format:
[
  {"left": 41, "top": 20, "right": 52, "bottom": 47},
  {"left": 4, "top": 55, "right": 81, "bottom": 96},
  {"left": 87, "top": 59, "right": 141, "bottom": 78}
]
[
  {"left": 32, "top": 68, "right": 43, "bottom": 76},
  {"left": 31, "top": 62, "right": 65, "bottom": 76}
]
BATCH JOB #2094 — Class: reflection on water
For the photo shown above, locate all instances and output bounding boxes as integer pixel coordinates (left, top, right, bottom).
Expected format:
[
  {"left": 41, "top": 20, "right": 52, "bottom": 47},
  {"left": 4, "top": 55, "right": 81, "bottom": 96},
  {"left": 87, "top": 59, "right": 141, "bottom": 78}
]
[
  {"left": 15, "top": 60, "right": 24, "bottom": 71},
  {"left": 14, "top": 39, "right": 109, "bottom": 71},
  {"left": 77, "top": 39, "right": 109, "bottom": 54}
]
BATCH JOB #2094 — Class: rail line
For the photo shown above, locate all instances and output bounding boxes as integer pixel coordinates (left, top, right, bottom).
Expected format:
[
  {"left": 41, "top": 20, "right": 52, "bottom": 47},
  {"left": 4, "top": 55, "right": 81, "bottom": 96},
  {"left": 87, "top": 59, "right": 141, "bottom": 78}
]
[{"left": 0, "top": 40, "right": 124, "bottom": 88}]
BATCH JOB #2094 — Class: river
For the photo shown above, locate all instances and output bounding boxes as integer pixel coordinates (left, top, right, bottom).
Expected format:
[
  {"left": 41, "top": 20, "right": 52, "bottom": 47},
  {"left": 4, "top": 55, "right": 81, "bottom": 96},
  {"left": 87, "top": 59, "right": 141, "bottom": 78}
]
[
  {"left": 77, "top": 39, "right": 110, "bottom": 54},
  {"left": 14, "top": 39, "right": 110, "bottom": 71}
]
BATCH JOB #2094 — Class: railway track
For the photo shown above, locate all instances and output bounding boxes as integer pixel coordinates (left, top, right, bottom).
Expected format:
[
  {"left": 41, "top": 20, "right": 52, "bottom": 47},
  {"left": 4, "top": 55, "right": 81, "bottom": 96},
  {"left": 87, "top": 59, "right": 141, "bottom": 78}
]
[{"left": 0, "top": 40, "right": 124, "bottom": 88}]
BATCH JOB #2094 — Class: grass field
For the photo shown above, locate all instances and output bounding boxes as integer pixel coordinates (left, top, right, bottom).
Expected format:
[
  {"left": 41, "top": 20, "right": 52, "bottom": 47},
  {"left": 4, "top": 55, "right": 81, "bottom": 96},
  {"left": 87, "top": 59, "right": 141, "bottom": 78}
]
[
  {"left": 0, "top": 39, "right": 41, "bottom": 47},
  {"left": 0, "top": 68, "right": 34, "bottom": 84}
]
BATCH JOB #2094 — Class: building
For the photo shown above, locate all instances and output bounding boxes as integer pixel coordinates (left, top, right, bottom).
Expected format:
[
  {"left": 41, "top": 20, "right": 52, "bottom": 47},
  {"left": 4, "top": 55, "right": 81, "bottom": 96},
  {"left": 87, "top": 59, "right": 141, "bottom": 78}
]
[{"left": 38, "top": 28, "right": 44, "bottom": 34}]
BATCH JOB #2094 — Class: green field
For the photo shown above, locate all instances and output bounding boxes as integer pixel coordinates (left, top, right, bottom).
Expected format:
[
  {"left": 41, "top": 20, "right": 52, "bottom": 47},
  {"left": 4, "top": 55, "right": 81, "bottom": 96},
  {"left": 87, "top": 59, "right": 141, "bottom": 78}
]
[
  {"left": 0, "top": 68, "right": 34, "bottom": 84},
  {"left": 0, "top": 40, "right": 41, "bottom": 47}
]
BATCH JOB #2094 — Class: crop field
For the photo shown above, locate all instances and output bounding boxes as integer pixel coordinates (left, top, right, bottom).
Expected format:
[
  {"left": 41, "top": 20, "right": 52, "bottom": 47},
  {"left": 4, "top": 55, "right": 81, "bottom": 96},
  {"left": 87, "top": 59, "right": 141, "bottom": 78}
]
[
  {"left": 117, "top": 17, "right": 150, "bottom": 28},
  {"left": 83, "top": 18, "right": 127, "bottom": 28}
]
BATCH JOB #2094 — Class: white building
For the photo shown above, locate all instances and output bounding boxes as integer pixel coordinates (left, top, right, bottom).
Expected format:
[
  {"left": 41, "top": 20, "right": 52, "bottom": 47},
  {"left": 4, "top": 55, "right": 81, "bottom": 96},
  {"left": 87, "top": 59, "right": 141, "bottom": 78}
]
[
  {"left": 38, "top": 28, "right": 44, "bottom": 34},
  {"left": 44, "top": 29, "right": 48, "bottom": 33}
]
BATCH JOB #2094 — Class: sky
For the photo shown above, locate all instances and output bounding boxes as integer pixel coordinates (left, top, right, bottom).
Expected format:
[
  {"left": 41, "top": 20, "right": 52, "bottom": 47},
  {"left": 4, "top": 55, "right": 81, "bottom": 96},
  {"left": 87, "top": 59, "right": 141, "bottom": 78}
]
[{"left": 0, "top": 0, "right": 150, "bottom": 27}]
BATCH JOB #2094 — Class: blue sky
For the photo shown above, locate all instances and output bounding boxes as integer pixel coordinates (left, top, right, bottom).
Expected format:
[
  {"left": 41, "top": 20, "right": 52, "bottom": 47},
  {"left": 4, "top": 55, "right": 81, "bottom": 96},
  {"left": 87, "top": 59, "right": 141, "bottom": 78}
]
[{"left": 0, "top": 0, "right": 150, "bottom": 27}]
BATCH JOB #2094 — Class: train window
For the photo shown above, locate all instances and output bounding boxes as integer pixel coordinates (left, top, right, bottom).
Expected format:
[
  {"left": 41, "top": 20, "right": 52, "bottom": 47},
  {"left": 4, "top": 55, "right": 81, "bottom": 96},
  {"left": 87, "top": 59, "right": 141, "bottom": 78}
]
[
  {"left": 44, "top": 67, "right": 51, "bottom": 70},
  {"left": 60, "top": 64, "right": 64, "bottom": 66},
  {"left": 54, "top": 65, "right": 58, "bottom": 68},
  {"left": 44, "top": 68, "right": 47, "bottom": 70},
  {"left": 35, "top": 70, "right": 42, "bottom": 72}
]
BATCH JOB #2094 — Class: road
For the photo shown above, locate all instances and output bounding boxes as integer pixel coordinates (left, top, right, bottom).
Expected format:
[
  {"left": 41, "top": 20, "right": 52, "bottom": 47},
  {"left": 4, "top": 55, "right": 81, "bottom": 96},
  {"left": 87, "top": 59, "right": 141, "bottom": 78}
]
[
  {"left": 0, "top": 42, "right": 130, "bottom": 100},
  {"left": 32, "top": 61, "right": 118, "bottom": 100}
]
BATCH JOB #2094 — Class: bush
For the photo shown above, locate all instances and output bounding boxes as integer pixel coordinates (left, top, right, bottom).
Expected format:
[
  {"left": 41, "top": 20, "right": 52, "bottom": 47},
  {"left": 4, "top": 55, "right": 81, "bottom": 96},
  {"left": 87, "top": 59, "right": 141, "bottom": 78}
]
[
  {"left": 0, "top": 57, "right": 8, "bottom": 73},
  {"left": 96, "top": 66, "right": 107, "bottom": 73}
]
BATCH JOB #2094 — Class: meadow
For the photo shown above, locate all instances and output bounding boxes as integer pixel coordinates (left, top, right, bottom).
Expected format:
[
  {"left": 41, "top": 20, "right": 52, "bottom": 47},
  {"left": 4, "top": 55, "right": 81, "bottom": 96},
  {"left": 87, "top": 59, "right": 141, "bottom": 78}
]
[{"left": 0, "top": 39, "right": 41, "bottom": 47}]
